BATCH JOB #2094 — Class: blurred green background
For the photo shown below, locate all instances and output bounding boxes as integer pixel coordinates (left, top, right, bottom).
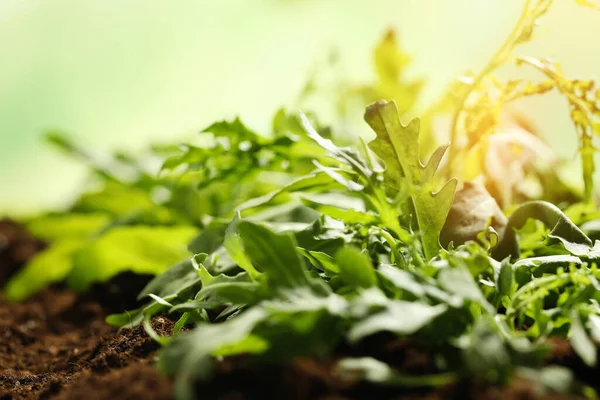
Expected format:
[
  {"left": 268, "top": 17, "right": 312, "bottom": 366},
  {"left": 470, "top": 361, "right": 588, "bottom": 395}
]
[{"left": 1, "top": 0, "right": 598, "bottom": 215}]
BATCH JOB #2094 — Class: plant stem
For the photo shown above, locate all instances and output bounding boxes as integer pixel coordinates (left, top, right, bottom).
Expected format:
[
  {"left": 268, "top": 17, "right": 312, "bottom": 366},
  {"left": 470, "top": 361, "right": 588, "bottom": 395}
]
[{"left": 446, "top": 0, "right": 533, "bottom": 175}]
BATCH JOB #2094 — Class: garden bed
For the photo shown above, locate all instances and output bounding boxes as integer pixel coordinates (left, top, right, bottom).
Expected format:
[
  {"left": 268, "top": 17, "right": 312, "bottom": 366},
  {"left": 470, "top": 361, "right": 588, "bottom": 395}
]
[{"left": 0, "top": 219, "right": 596, "bottom": 400}]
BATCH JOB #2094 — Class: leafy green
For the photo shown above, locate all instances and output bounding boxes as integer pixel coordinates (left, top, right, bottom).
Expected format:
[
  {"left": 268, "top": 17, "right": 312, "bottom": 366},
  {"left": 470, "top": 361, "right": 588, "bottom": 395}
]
[
  {"left": 9, "top": 8, "right": 600, "bottom": 400},
  {"left": 3, "top": 239, "right": 86, "bottom": 302},
  {"left": 495, "top": 201, "right": 593, "bottom": 259},
  {"left": 68, "top": 226, "right": 197, "bottom": 291},
  {"left": 335, "top": 247, "right": 377, "bottom": 289},
  {"left": 365, "top": 100, "right": 457, "bottom": 259},
  {"left": 336, "top": 357, "right": 454, "bottom": 387}
]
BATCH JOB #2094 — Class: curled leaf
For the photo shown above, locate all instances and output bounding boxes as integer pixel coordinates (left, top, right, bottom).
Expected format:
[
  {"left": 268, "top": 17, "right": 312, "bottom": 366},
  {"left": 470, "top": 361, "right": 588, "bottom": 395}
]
[
  {"left": 440, "top": 182, "right": 508, "bottom": 253},
  {"left": 494, "top": 201, "right": 592, "bottom": 260}
]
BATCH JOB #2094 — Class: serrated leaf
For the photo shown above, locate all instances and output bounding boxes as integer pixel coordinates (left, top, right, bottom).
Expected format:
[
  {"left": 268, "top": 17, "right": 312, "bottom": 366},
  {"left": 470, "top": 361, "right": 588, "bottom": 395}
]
[{"left": 365, "top": 100, "right": 457, "bottom": 259}]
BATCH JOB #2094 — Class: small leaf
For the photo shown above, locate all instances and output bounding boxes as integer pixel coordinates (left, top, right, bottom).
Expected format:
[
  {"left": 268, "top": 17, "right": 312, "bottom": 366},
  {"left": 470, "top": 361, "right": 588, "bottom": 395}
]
[
  {"left": 237, "top": 220, "right": 310, "bottom": 288},
  {"left": 569, "top": 309, "right": 597, "bottom": 367},
  {"left": 496, "top": 259, "right": 514, "bottom": 297},
  {"left": 224, "top": 214, "right": 261, "bottom": 279},
  {"left": 158, "top": 308, "right": 268, "bottom": 399},
  {"left": 312, "top": 161, "right": 364, "bottom": 191},
  {"left": 148, "top": 294, "right": 174, "bottom": 307},
  {"left": 138, "top": 255, "right": 206, "bottom": 300},
  {"left": 335, "top": 247, "right": 377, "bottom": 289},
  {"left": 348, "top": 300, "right": 447, "bottom": 341},
  {"left": 336, "top": 357, "right": 454, "bottom": 387},
  {"left": 438, "top": 267, "right": 493, "bottom": 313}
]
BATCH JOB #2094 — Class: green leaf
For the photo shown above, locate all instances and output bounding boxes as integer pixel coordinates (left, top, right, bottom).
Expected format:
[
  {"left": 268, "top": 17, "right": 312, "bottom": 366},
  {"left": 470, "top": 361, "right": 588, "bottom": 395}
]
[
  {"left": 496, "top": 259, "right": 514, "bottom": 297},
  {"left": 588, "top": 314, "right": 600, "bottom": 342},
  {"left": 335, "top": 247, "right": 377, "bottom": 289},
  {"left": 364, "top": 100, "right": 457, "bottom": 260},
  {"left": 3, "top": 239, "right": 85, "bottom": 302},
  {"left": 26, "top": 213, "right": 110, "bottom": 241},
  {"left": 312, "top": 161, "right": 364, "bottom": 191},
  {"left": 68, "top": 225, "right": 198, "bottom": 291},
  {"left": 203, "top": 117, "right": 262, "bottom": 142},
  {"left": 438, "top": 267, "right": 493, "bottom": 313},
  {"left": 237, "top": 220, "right": 310, "bottom": 288},
  {"left": 187, "top": 220, "right": 228, "bottom": 254},
  {"left": 300, "top": 194, "right": 378, "bottom": 225},
  {"left": 569, "top": 309, "right": 597, "bottom": 367},
  {"left": 237, "top": 172, "right": 335, "bottom": 211},
  {"left": 158, "top": 308, "right": 268, "bottom": 400},
  {"left": 336, "top": 357, "right": 454, "bottom": 387},
  {"left": 513, "top": 255, "right": 583, "bottom": 277},
  {"left": 223, "top": 214, "right": 261, "bottom": 279},
  {"left": 297, "top": 249, "right": 340, "bottom": 275},
  {"left": 212, "top": 335, "right": 269, "bottom": 358},
  {"left": 105, "top": 301, "right": 165, "bottom": 328},
  {"left": 495, "top": 201, "right": 592, "bottom": 259},
  {"left": 138, "top": 255, "right": 206, "bottom": 300},
  {"left": 348, "top": 299, "right": 447, "bottom": 341},
  {"left": 377, "top": 264, "right": 426, "bottom": 297}
]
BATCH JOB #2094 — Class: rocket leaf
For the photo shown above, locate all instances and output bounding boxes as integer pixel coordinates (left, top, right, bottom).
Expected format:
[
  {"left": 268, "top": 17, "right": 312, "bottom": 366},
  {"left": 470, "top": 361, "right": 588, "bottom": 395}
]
[{"left": 365, "top": 100, "right": 457, "bottom": 260}]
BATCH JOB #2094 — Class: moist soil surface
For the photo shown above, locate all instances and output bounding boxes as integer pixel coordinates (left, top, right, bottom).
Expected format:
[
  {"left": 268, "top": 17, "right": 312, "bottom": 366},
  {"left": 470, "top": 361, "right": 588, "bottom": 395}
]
[{"left": 0, "top": 218, "right": 598, "bottom": 400}]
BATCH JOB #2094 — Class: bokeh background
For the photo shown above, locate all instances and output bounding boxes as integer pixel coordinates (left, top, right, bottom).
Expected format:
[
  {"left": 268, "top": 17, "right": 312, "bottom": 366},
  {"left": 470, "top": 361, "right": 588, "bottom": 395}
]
[{"left": 1, "top": 0, "right": 598, "bottom": 215}]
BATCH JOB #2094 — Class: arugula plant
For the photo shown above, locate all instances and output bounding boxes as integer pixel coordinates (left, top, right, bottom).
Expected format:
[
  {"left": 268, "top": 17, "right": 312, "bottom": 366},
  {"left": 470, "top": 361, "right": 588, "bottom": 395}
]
[
  {"left": 6, "top": 4, "right": 600, "bottom": 400},
  {"left": 2, "top": 110, "right": 328, "bottom": 301},
  {"left": 101, "top": 102, "right": 600, "bottom": 400}
]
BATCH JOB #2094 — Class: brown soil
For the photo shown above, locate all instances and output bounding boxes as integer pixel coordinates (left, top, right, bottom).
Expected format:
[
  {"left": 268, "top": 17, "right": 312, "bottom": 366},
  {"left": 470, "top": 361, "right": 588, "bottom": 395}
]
[
  {"left": 0, "top": 219, "right": 173, "bottom": 400},
  {"left": 0, "top": 218, "right": 596, "bottom": 400}
]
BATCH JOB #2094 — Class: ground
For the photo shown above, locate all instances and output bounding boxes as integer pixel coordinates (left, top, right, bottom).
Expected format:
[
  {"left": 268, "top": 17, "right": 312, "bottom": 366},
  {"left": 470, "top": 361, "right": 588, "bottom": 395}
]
[{"left": 0, "top": 219, "right": 596, "bottom": 400}]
